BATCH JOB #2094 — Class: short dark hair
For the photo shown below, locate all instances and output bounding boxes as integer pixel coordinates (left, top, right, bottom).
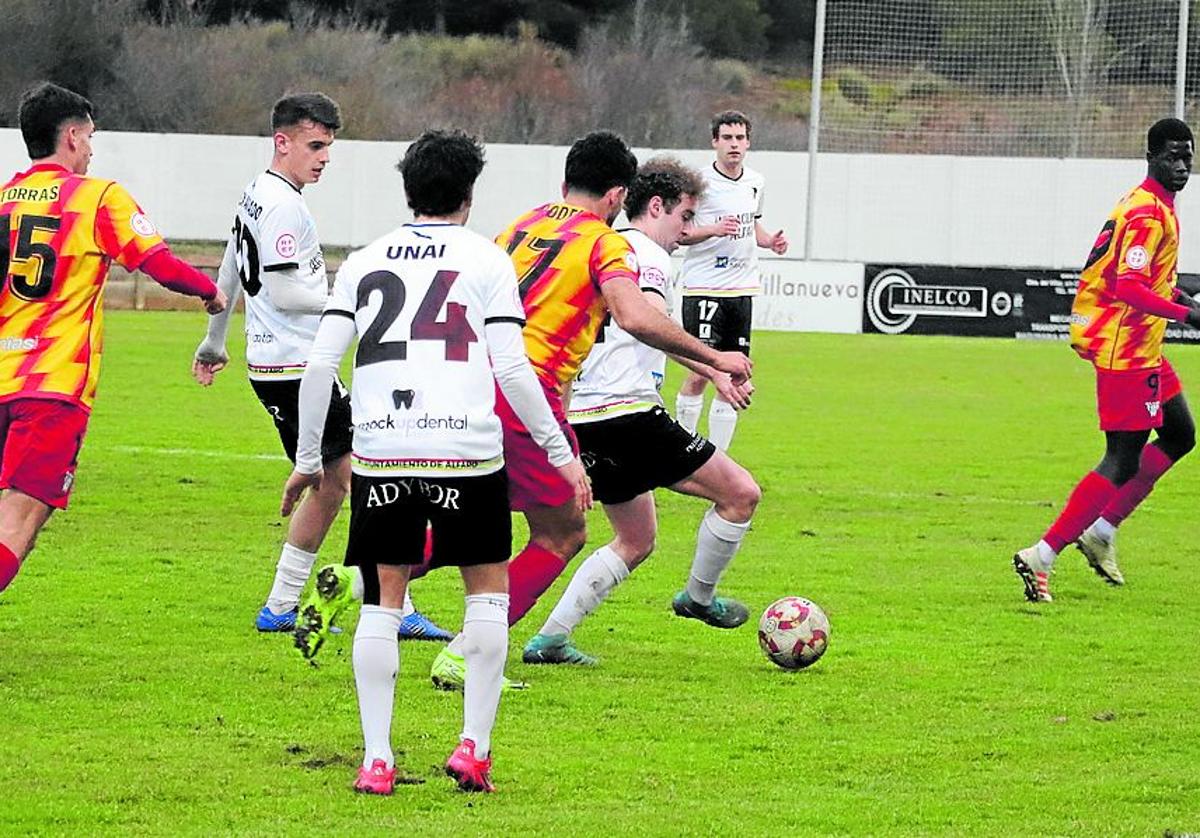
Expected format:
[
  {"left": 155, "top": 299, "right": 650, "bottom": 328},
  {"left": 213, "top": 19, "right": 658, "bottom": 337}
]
[
  {"left": 398, "top": 129, "right": 486, "bottom": 217},
  {"left": 564, "top": 131, "right": 637, "bottom": 197},
  {"left": 1148, "top": 118, "right": 1193, "bottom": 154},
  {"left": 625, "top": 156, "right": 706, "bottom": 220},
  {"left": 18, "top": 82, "right": 94, "bottom": 160},
  {"left": 711, "top": 110, "right": 752, "bottom": 139},
  {"left": 271, "top": 93, "right": 342, "bottom": 133}
]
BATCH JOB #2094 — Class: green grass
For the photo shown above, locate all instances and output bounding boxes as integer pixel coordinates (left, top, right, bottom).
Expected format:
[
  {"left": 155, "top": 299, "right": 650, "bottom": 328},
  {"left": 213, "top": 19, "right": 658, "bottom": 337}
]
[{"left": 3, "top": 312, "right": 1200, "bottom": 836}]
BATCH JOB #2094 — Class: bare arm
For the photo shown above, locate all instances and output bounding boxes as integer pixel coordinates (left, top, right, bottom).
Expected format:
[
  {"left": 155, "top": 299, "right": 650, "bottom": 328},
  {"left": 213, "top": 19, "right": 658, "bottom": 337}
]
[
  {"left": 601, "top": 277, "right": 752, "bottom": 383},
  {"left": 680, "top": 216, "right": 741, "bottom": 246},
  {"left": 755, "top": 221, "right": 788, "bottom": 254}
]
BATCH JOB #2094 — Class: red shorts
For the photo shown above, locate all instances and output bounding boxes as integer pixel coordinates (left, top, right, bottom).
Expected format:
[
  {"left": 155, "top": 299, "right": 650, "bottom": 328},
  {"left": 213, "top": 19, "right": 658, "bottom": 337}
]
[
  {"left": 495, "top": 382, "right": 579, "bottom": 512},
  {"left": 0, "top": 398, "right": 90, "bottom": 508},
  {"left": 1095, "top": 358, "right": 1182, "bottom": 432}
]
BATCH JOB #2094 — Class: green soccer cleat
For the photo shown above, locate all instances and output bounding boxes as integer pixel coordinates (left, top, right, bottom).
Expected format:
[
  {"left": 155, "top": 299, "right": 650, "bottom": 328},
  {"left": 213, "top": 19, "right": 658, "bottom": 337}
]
[
  {"left": 429, "top": 647, "right": 529, "bottom": 692},
  {"left": 1076, "top": 530, "right": 1125, "bottom": 586},
  {"left": 293, "top": 564, "right": 357, "bottom": 660},
  {"left": 521, "top": 633, "right": 598, "bottom": 666},
  {"left": 671, "top": 591, "right": 750, "bottom": 628}
]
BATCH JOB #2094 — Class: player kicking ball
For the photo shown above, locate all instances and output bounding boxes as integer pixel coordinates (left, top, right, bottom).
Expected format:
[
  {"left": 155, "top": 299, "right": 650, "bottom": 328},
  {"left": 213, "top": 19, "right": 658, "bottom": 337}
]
[
  {"left": 282, "top": 130, "right": 589, "bottom": 794},
  {"left": 1015, "top": 118, "right": 1200, "bottom": 602},
  {"left": 192, "top": 93, "right": 448, "bottom": 641},
  {"left": 524, "top": 158, "right": 761, "bottom": 665}
]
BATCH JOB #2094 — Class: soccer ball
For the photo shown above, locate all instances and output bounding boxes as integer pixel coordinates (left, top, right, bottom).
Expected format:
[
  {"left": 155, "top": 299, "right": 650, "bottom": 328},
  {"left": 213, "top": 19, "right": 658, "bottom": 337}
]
[{"left": 757, "top": 596, "right": 830, "bottom": 670}]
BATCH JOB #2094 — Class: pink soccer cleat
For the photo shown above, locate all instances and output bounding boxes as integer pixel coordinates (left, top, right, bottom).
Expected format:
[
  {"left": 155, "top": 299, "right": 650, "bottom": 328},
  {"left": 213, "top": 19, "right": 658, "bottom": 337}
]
[
  {"left": 445, "top": 739, "right": 495, "bottom": 793},
  {"left": 353, "top": 759, "right": 396, "bottom": 795}
]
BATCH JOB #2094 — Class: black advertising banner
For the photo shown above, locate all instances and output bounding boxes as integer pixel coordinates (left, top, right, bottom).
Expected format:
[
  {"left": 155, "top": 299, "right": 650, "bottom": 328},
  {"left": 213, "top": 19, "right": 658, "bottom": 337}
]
[{"left": 863, "top": 264, "right": 1200, "bottom": 344}]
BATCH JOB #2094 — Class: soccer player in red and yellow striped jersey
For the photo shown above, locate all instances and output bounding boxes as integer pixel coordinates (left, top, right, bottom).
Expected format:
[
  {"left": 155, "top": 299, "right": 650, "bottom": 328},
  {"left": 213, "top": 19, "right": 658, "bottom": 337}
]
[
  {"left": 425, "top": 133, "right": 754, "bottom": 686},
  {"left": 0, "top": 83, "right": 225, "bottom": 596},
  {"left": 1014, "top": 118, "right": 1200, "bottom": 603}
]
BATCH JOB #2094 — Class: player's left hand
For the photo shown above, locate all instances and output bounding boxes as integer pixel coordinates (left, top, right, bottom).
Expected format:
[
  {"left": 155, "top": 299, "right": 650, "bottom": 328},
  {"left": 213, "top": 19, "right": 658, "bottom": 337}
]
[
  {"left": 281, "top": 469, "right": 322, "bottom": 517},
  {"left": 712, "top": 372, "right": 753, "bottom": 410},
  {"left": 205, "top": 288, "right": 229, "bottom": 315},
  {"left": 712, "top": 350, "right": 753, "bottom": 385},
  {"left": 192, "top": 341, "right": 229, "bottom": 386},
  {"left": 769, "top": 230, "right": 789, "bottom": 255}
]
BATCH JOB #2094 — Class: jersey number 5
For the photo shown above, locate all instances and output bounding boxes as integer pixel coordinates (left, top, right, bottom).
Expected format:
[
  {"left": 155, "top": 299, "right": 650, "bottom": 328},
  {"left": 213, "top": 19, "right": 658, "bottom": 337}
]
[
  {"left": 0, "top": 214, "right": 62, "bottom": 300},
  {"left": 356, "top": 269, "right": 478, "bottom": 367}
]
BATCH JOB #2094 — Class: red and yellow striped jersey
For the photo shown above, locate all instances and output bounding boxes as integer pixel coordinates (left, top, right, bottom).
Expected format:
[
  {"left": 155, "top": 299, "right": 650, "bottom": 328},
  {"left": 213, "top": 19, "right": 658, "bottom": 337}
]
[
  {"left": 1071, "top": 178, "right": 1180, "bottom": 371},
  {"left": 496, "top": 203, "right": 638, "bottom": 392},
  {"left": 0, "top": 163, "right": 165, "bottom": 410}
]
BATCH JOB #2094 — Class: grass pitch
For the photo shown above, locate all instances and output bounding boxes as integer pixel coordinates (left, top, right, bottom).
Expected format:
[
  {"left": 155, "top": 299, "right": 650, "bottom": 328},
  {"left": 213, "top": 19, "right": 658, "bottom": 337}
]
[{"left": 2, "top": 311, "right": 1199, "bottom": 836}]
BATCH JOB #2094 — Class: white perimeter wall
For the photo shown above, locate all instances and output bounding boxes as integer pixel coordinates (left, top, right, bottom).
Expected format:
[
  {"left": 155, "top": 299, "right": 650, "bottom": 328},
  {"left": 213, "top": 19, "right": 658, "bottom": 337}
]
[{"left": 1, "top": 128, "right": 1196, "bottom": 271}]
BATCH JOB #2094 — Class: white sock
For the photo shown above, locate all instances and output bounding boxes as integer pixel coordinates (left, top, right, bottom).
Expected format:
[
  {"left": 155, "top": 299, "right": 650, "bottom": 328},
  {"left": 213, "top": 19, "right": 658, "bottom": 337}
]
[
  {"left": 675, "top": 392, "right": 703, "bottom": 433},
  {"left": 1036, "top": 539, "right": 1058, "bottom": 566},
  {"left": 1090, "top": 517, "right": 1116, "bottom": 544},
  {"left": 447, "top": 632, "right": 466, "bottom": 657},
  {"left": 540, "top": 545, "right": 630, "bottom": 637},
  {"left": 353, "top": 605, "right": 404, "bottom": 769},
  {"left": 266, "top": 543, "right": 317, "bottom": 613},
  {"left": 401, "top": 588, "right": 415, "bottom": 618},
  {"left": 686, "top": 508, "right": 751, "bottom": 605},
  {"left": 707, "top": 399, "right": 738, "bottom": 452},
  {"left": 461, "top": 593, "right": 509, "bottom": 760}
]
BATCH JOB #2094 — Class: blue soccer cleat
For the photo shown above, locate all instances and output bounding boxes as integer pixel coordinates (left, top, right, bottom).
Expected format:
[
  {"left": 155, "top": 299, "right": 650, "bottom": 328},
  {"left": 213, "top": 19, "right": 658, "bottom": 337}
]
[
  {"left": 255, "top": 605, "right": 298, "bottom": 632},
  {"left": 398, "top": 611, "right": 454, "bottom": 642}
]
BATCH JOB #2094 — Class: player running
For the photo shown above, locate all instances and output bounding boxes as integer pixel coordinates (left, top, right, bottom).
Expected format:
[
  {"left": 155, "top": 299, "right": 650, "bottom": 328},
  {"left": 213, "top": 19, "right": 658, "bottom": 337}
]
[
  {"left": 0, "top": 82, "right": 225, "bottom": 596},
  {"left": 1014, "top": 118, "right": 1199, "bottom": 602},
  {"left": 523, "top": 157, "right": 763, "bottom": 665},
  {"left": 192, "top": 93, "right": 448, "bottom": 640},
  {"left": 281, "top": 129, "right": 589, "bottom": 795},
  {"left": 428, "top": 131, "right": 755, "bottom": 690},
  {"left": 675, "top": 110, "right": 788, "bottom": 452}
]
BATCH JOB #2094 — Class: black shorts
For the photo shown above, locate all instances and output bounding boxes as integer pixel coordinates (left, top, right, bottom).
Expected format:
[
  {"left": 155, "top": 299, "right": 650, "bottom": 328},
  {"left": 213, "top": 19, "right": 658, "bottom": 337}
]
[
  {"left": 682, "top": 295, "right": 753, "bottom": 354},
  {"left": 345, "top": 470, "right": 511, "bottom": 570},
  {"left": 572, "top": 406, "right": 716, "bottom": 505},
  {"left": 250, "top": 378, "right": 352, "bottom": 465}
]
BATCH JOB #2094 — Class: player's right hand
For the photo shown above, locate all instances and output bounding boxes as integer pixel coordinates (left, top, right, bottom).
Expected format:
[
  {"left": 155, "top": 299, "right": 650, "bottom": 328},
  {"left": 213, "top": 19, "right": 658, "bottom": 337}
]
[
  {"left": 712, "top": 350, "right": 753, "bottom": 385},
  {"left": 712, "top": 372, "right": 753, "bottom": 410},
  {"left": 281, "top": 469, "right": 322, "bottom": 517},
  {"left": 713, "top": 216, "right": 741, "bottom": 238},
  {"left": 205, "top": 288, "right": 228, "bottom": 315},
  {"left": 556, "top": 458, "right": 592, "bottom": 513},
  {"left": 191, "top": 342, "right": 229, "bottom": 387}
]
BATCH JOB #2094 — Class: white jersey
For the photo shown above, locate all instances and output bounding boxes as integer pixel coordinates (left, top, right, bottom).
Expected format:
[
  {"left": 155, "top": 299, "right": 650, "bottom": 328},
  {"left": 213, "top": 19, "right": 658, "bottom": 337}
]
[
  {"left": 326, "top": 223, "right": 526, "bottom": 477},
  {"left": 569, "top": 229, "right": 670, "bottom": 424},
  {"left": 679, "top": 163, "right": 766, "bottom": 297},
  {"left": 222, "top": 170, "right": 327, "bottom": 380}
]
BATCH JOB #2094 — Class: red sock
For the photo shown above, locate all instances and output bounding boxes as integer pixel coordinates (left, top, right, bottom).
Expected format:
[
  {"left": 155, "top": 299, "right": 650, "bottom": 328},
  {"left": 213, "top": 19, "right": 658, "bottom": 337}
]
[
  {"left": 1043, "top": 471, "right": 1118, "bottom": 553},
  {"left": 507, "top": 543, "right": 568, "bottom": 627},
  {"left": 1099, "top": 445, "right": 1175, "bottom": 527},
  {"left": 407, "top": 525, "right": 436, "bottom": 583},
  {"left": 0, "top": 542, "right": 19, "bottom": 593}
]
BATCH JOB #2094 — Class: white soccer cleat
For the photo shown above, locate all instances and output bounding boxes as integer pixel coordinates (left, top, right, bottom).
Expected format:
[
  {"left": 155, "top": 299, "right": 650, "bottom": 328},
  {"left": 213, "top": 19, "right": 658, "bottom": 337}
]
[
  {"left": 1013, "top": 545, "right": 1053, "bottom": 603},
  {"left": 1076, "top": 530, "right": 1125, "bottom": 586}
]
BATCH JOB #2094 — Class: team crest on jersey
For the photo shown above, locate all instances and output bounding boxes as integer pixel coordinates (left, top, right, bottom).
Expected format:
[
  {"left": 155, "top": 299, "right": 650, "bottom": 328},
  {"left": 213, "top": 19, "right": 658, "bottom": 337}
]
[
  {"left": 130, "top": 213, "right": 157, "bottom": 237},
  {"left": 276, "top": 233, "right": 298, "bottom": 259},
  {"left": 1125, "top": 245, "right": 1149, "bottom": 270},
  {"left": 1145, "top": 400, "right": 1161, "bottom": 418},
  {"left": 624, "top": 252, "right": 639, "bottom": 272}
]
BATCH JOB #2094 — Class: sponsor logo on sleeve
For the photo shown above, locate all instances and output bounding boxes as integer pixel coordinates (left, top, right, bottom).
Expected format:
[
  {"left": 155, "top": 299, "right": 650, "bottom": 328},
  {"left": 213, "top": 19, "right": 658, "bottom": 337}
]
[
  {"left": 641, "top": 267, "right": 667, "bottom": 291},
  {"left": 1124, "top": 245, "right": 1149, "bottom": 271},
  {"left": 276, "top": 233, "right": 297, "bottom": 259},
  {"left": 130, "top": 213, "right": 157, "bottom": 237}
]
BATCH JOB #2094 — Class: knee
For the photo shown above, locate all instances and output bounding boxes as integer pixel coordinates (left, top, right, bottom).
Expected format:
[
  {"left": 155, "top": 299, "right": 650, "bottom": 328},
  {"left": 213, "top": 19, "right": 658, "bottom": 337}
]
[
  {"left": 540, "top": 520, "right": 587, "bottom": 560},
  {"left": 722, "top": 475, "right": 761, "bottom": 522},
  {"left": 617, "top": 534, "right": 655, "bottom": 564}
]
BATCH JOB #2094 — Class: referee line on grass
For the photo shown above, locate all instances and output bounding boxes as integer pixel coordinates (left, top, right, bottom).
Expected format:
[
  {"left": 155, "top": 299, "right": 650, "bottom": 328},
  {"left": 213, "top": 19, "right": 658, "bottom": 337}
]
[
  {"left": 105, "top": 445, "right": 1058, "bottom": 507},
  {"left": 105, "top": 445, "right": 289, "bottom": 462}
]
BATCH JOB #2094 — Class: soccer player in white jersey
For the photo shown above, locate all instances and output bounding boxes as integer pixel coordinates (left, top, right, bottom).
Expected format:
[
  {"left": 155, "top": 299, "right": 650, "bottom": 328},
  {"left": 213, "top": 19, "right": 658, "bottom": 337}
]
[
  {"left": 281, "top": 130, "right": 589, "bottom": 795},
  {"left": 192, "top": 93, "right": 448, "bottom": 640},
  {"left": 675, "top": 110, "right": 788, "bottom": 452},
  {"left": 523, "top": 157, "right": 761, "bottom": 666}
]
